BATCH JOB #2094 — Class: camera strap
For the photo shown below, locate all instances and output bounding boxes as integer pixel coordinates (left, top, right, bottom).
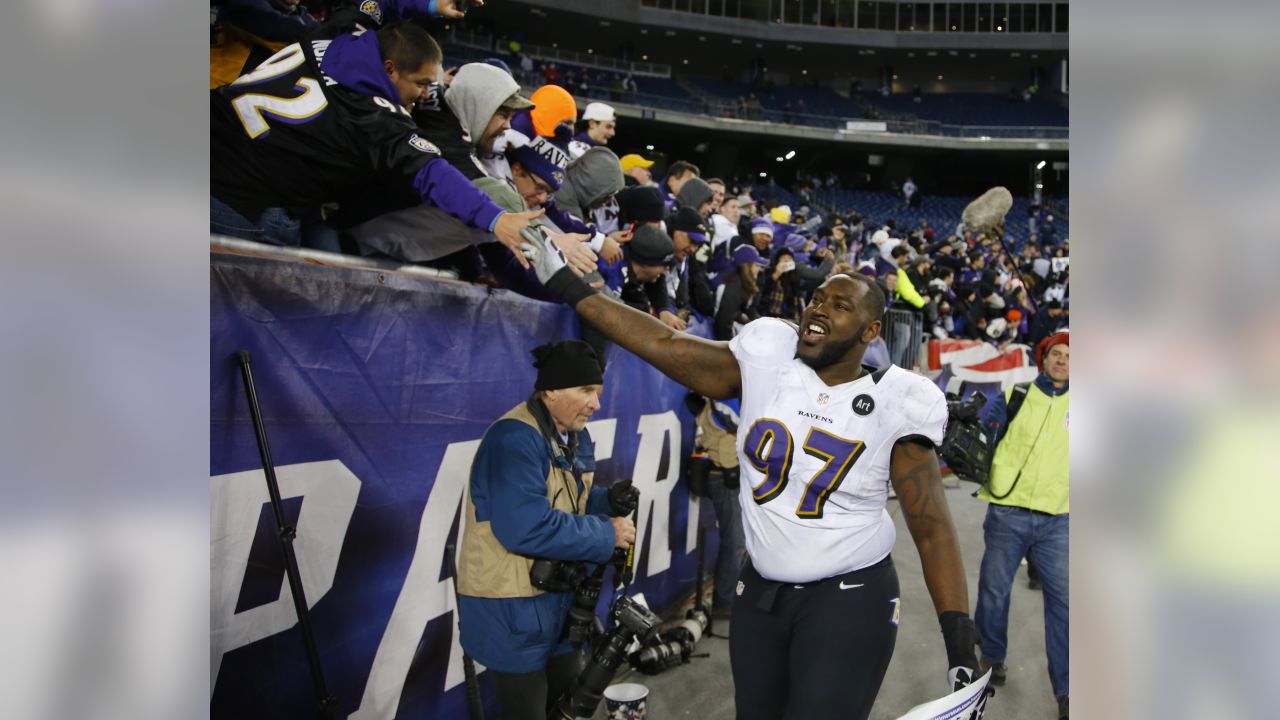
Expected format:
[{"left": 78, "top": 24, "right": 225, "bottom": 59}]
[
  {"left": 1005, "top": 382, "right": 1031, "bottom": 426},
  {"left": 526, "top": 397, "right": 583, "bottom": 514},
  {"left": 983, "top": 386, "right": 1053, "bottom": 501}
]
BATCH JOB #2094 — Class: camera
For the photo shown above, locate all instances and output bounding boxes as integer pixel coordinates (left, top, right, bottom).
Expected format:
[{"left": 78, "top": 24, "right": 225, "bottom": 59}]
[
  {"left": 564, "top": 559, "right": 617, "bottom": 647},
  {"left": 629, "top": 607, "right": 708, "bottom": 675},
  {"left": 938, "top": 388, "right": 993, "bottom": 485},
  {"left": 530, "top": 558, "right": 588, "bottom": 594},
  {"left": 552, "top": 594, "right": 661, "bottom": 720}
]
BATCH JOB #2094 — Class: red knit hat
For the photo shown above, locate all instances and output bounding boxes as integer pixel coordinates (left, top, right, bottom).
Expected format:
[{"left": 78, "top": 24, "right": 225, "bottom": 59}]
[{"left": 1035, "top": 330, "right": 1069, "bottom": 370}]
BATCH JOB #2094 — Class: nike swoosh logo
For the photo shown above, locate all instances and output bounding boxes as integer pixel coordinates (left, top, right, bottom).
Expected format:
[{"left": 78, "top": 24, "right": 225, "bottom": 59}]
[{"left": 838, "top": 581, "right": 864, "bottom": 590}]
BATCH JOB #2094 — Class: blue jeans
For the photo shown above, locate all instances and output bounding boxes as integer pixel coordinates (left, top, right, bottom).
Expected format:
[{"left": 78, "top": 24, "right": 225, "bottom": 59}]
[
  {"left": 708, "top": 470, "right": 746, "bottom": 610},
  {"left": 975, "top": 503, "right": 1069, "bottom": 699},
  {"left": 210, "top": 196, "right": 301, "bottom": 247}
]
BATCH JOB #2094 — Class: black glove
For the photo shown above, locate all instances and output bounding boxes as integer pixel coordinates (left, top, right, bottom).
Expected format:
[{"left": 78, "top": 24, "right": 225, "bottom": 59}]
[
  {"left": 939, "top": 611, "right": 983, "bottom": 692},
  {"left": 607, "top": 478, "right": 640, "bottom": 516}
]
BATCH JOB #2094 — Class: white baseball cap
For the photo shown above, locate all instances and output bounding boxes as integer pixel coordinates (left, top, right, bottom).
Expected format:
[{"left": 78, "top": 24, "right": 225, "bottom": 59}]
[{"left": 582, "top": 102, "right": 616, "bottom": 122}]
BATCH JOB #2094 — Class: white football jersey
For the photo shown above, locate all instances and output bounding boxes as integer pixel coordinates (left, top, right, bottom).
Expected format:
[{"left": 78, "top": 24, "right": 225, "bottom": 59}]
[{"left": 729, "top": 318, "right": 948, "bottom": 583}]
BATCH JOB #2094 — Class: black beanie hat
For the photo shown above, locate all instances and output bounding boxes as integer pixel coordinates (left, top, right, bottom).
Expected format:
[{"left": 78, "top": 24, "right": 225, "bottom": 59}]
[
  {"left": 532, "top": 341, "right": 604, "bottom": 391},
  {"left": 616, "top": 185, "right": 665, "bottom": 225}
]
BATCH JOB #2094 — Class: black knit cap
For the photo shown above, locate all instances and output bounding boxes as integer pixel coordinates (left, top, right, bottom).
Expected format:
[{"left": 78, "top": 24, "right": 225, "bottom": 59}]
[
  {"left": 532, "top": 340, "right": 604, "bottom": 391},
  {"left": 616, "top": 185, "right": 665, "bottom": 225}
]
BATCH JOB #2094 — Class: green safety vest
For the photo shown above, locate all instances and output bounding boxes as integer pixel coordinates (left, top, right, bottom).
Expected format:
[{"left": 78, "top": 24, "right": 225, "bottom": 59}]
[{"left": 979, "top": 383, "right": 1069, "bottom": 515}]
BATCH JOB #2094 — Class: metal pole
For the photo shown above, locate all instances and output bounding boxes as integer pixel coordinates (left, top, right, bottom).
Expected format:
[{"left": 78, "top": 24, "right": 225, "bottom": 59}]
[{"left": 235, "top": 350, "right": 337, "bottom": 720}]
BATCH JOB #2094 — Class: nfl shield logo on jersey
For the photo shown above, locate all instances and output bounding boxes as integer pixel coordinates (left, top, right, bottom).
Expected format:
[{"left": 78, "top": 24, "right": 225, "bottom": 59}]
[
  {"left": 736, "top": 580, "right": 744, "bottom": 596},
  {"left": 359, "top": 0, "right": 383, "bottom": 24},
  {"left": 817, "top": 393, "right": 829, "bottom": 405}
]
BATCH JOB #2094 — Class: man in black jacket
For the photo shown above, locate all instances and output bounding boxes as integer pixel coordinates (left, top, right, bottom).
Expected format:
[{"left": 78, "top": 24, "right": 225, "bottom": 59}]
[
  {"left": 666, "top": 207, "right": 716, "bottom": 319},
  {"left": 619, "top": 226, "right": 684, "bottom": 330}
]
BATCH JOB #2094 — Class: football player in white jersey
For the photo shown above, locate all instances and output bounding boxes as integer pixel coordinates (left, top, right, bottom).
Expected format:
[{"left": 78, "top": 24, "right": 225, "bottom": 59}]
[{"left": 523, "top": 233, "right": 983, "bottom": 719}]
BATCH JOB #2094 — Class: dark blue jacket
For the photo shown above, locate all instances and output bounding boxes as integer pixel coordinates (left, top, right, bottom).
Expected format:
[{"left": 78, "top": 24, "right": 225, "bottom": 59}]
[{"left": 457, "top": 418, "right": 617, "bottom": 673}]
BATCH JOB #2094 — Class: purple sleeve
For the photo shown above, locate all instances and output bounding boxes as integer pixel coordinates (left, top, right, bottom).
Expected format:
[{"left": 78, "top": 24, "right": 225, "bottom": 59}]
[
  {"left": 411, "top": 159, "right": 505, "bottom": 232},
  {"left": 543, "top": 202, "right": 594, "bottom": 236},
  {"left": 477, "top": 244, "right": 561, "bottom": 302}
]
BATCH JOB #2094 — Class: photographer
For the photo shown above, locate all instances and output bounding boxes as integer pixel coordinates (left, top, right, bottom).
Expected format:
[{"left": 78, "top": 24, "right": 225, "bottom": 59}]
[
  {"left": 456, "top": 341, "right": 639, "bottom": 720},
  {"left": 686, "top": 395, "right": 746, "bottom": 620},
  {"left": 974, "top": 330, "right": 1070, "bottom": 719}
]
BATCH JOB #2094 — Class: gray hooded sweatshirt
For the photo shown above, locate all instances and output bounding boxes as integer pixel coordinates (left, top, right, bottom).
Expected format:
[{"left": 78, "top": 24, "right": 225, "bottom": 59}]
[
  {"left": 554, "top": 147, "right": 625, "bottom": 219},
  {"left": 676, "top": 176, "right": 714, "bottom": 212},
  {"left": 444, "top": 63, "right": 520, "bottom": 151}
]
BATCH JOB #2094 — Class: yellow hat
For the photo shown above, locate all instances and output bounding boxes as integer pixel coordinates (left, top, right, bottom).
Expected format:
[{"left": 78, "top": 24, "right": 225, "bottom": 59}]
[
  {"left": 770, "top": 205, "right": 792, "bottom": 224},
  {"left": 619, "top": 154, "right": 655, "bottom": 172}
]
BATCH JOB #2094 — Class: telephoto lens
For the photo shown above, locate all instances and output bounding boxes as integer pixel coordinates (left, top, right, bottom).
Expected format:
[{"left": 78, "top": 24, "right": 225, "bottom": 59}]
[
  {"left": 566, "top": 570, "right": 606, "bottom": 647},
  {"left": 554, "top": 629, "right": 634, "bottom": 719},
  {"left": 551, "top": 596, "right": 662, "bottom": 719},
  {"left": 669, "top": 607, "right": 708, "bottom": 645},
  {"left": 629, "top": 635, "right": 689, "bottom": 675}
]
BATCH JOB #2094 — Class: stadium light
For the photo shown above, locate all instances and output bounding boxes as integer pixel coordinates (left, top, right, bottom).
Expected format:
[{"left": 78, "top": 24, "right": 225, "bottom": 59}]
[
  {"left": 759, "top": 172, "right": 767, "bottom": 178},
  {"left": 646, "top": 145, "right": 655, "bottom": 151},
  {"left": 1036, "top": 160, "right": 1047, "bottom": 170},
  {"left": 785, "top": 150, "right": 796, "bottom": 160},
  {"left": 776, "top": 157, "right": 784, "bottom": 162}
]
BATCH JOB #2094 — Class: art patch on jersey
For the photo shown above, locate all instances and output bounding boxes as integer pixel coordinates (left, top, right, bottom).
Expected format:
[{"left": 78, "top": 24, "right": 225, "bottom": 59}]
[
  {"left": 852, "top": 394, "right": 876, "bottom": 416},
  {"left": 408, "top": 134, "right": 440, "bottom": 155},
  {"left": 359, "top": 0, "right": 383, "bottom": 24},
  {"left": 736, "top": 580, "right": 745, "bottom": 596}
]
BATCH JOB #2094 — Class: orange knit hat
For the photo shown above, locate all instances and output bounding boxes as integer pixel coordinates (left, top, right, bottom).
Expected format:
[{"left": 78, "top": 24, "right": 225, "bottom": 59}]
[{"left": 529, "top": 85, "right": 577, "bottom": 138}]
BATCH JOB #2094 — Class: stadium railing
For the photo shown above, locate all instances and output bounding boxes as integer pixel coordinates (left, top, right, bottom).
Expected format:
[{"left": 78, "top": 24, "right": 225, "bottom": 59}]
[
  {"left": 450, "top": 29, "right": 672, "bottom": 78},
  {"left": 883, "top": 307, "right": 925, "bottom": 370}
]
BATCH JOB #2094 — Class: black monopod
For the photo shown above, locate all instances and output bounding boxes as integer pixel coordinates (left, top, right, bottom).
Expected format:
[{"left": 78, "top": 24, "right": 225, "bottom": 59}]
[{"left": 234, "top": 350, "right": 337, "bottom": 719}]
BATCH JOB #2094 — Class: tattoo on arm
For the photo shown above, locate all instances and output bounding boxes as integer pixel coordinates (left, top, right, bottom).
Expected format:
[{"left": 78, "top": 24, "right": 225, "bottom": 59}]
[
  {"left": 891, "top": 440, "right": 950, "bottom": 530},
  {"left": 891, "top": 438, "right": 970, "bottom": 615}
]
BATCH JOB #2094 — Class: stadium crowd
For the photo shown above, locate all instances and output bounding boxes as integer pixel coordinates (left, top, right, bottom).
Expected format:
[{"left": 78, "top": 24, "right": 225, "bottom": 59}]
[{"left": 210, "top": 3, "right": 1068, "bottom": 361}]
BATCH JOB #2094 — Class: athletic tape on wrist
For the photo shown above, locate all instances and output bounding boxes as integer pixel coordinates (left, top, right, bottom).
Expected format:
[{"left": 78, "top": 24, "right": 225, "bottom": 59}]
[{"left": 545, "top": 266, "right": 598, "bottom": 307}]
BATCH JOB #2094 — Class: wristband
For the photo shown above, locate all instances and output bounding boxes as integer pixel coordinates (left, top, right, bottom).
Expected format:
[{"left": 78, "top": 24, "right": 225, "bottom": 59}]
[{"left": 938, "top": 611, "right": 980, "bottom": 670}]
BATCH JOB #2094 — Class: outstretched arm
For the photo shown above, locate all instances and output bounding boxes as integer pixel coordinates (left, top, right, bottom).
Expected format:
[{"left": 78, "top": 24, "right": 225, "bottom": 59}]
[
  {"left": 529, "top": 229, "right": 741, "bottom": 399},
  {"left": 574, "top": 293, "right": 741, "bottom": 400}
]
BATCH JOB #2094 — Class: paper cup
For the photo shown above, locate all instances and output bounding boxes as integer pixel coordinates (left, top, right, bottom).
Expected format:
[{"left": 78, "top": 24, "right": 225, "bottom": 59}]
[{"left": 603, "top": 682, "right": 649, "bottom": 720}]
